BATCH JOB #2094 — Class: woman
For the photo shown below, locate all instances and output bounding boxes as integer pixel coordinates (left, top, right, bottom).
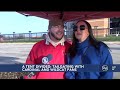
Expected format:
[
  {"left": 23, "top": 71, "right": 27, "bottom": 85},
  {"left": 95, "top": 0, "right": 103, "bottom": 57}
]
[{"left": 65, "top": 20, "right": 113, "bottom": 79}]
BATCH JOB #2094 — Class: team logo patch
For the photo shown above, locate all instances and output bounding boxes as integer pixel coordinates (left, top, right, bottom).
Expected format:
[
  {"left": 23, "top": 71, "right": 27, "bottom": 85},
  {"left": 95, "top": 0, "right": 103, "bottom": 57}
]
[{"left": 42, "top": 57, "right": 49, "bottom": 64}]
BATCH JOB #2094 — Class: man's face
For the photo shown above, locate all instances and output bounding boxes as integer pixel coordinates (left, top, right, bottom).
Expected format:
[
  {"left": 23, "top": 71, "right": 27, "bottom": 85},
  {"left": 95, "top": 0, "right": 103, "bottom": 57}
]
[{"left": 49, "top": 25, "right": 64, "bottom": 41}]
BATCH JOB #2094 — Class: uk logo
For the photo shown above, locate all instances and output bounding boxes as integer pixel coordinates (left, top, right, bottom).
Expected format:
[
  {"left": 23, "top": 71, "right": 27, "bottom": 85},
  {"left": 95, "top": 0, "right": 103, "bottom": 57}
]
[{"left": 42, "top": 57, "right": 49, "bottom": 64}]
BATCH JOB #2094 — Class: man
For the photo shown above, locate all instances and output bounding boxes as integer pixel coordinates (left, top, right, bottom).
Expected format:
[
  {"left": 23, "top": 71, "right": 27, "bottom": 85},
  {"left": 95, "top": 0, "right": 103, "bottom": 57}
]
[{"left": 24, "top": 19, "right": 71, "bottom": 79}]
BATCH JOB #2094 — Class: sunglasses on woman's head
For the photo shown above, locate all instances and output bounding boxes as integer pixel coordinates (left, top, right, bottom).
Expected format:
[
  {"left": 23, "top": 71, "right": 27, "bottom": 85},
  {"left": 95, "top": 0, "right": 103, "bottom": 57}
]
[{"left": 73, "top": 25, "right": 85, "bottom": 31}]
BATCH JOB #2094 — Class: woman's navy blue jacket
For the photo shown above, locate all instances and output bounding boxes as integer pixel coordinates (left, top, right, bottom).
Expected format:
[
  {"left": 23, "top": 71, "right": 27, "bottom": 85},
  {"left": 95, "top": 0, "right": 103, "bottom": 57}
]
[{"left": 65, "top": 37, "right": 113, "bottom": 79}]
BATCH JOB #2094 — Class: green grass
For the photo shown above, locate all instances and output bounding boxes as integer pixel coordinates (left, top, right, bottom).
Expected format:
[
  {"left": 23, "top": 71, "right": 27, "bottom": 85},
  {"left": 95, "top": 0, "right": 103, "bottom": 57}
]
[
  {"left": 96, "top": 35, "right": 120, "bottom": 41},
  {"left": 2, "top": 35, "right": 120, "bottom": 43},
  {"left": 2, "top": 39, "right": 43, "bottom": 43}
]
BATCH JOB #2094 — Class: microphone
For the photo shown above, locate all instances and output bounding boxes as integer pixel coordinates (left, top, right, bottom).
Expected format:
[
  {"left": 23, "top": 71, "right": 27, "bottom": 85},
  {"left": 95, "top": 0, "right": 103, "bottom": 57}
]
[
  {"left": 24, "top": 54, "right": 53, "bottom": 79},
  {"left": 47, "top": 54, "right": 53, "bottom": 61}
]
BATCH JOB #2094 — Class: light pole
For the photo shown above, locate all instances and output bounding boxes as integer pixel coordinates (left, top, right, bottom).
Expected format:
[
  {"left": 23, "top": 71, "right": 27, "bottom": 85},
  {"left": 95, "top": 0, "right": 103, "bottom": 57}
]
[
  {"left": 29, "top": 31, "right": 31, "bottom": 41},
  {"left": 13, "top": 32, "right": 15, "bottom": 42}
]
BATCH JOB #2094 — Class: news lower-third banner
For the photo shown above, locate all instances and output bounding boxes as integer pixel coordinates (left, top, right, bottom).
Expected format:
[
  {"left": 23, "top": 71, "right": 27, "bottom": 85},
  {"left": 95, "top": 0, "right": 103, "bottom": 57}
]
[{"left": 0, "top": 64, "right": 120, "bottom": 72}]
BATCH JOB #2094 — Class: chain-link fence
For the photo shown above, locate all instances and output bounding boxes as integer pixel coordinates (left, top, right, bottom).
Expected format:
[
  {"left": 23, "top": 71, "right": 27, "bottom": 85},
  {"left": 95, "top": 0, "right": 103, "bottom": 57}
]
[
  {"left": 1, "top": 31, "right": 73, "bottom": 42},
  {"left": 1, "top": 32, "right": 47, "bottom": 42},
  {"left": 1, "top": 28, "right": 120, "bottom": 42}
]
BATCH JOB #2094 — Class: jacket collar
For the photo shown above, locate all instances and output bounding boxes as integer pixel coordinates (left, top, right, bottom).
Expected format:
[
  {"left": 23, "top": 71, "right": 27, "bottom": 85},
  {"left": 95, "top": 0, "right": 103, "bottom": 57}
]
[{"left": 76, "top": 37, "right": 90, "bottom": 49}]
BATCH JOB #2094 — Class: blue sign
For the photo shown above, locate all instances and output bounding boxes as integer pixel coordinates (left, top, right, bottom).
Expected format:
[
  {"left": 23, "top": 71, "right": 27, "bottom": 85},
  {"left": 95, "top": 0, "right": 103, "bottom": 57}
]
[{"left": 0, "top": 64, "right": 120, "bottom": 72}]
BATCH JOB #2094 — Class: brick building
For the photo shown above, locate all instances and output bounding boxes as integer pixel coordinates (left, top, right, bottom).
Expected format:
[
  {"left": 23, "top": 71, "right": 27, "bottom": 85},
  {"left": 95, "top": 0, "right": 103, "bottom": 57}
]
[
  {"left": 87, "top": 18, "right": 109, "bottom": 37},
  {"left": 65, "top": 18, "right": 110, "bottom": 37}
]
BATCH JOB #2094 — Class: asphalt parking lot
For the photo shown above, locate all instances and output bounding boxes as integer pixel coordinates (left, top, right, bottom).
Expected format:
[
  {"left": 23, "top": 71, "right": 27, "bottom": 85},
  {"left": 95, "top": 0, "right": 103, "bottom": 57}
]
[{"left": 0, "top": 42, "right": 120, "bottom": 79}]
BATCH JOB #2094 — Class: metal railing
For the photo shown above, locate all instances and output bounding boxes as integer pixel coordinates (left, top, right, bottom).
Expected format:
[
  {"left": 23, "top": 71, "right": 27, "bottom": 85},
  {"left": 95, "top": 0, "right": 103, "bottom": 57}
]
[{"left": 1, "top": 28, "right": 120, "bottom": 42}]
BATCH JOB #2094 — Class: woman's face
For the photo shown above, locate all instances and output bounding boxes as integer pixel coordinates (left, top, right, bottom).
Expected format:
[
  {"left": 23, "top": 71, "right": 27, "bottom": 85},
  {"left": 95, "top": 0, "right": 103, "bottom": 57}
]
[{"left": 74, "top": 21, "right": 89, "bottom": 42}]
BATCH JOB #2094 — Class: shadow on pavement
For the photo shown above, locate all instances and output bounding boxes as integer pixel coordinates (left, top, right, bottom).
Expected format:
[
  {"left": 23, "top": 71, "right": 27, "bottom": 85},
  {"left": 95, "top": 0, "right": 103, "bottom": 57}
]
[
  {"left": 110, "top": 47, "right": 120, "bottom": 50},
  {"left": 0, "top": 56, "right": 20, "bottom": 64},
  {"left": 0, "top": 56, "right": 26, "bottom": 79}
]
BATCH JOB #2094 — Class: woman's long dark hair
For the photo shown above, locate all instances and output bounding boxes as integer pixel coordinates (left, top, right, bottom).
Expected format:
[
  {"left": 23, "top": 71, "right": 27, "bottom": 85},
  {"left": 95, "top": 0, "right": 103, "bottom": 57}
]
[{"left": 69, "top": 20, "right": 110, "bottom": 58}]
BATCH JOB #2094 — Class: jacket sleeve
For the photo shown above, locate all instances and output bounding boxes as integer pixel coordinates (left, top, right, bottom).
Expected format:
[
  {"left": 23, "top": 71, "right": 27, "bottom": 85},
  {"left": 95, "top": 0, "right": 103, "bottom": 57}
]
[
  {"left": 65, "top": 54, "right": 75, "bottom": 79},
  {"left": 26, "top": 45, "right": 37, "bottom": 64},
  {"left": 99, "top": 44, "right": 113, "bottom": 79},
  {"left": 24, "top": 45, "right": 37, "bottom": 79}
]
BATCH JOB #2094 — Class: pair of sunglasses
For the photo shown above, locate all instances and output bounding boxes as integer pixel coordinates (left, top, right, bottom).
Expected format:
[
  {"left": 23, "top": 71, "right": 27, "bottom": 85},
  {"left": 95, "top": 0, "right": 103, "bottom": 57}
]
[{"left": 73, "top": 25, "right": 85, "bottom": 31}]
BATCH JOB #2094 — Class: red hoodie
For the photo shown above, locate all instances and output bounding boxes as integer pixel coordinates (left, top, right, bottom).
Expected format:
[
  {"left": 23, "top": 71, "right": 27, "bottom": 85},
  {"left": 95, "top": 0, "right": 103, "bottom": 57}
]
[{"left": 24, "top": 40, "right": 71, "bottom": 79}]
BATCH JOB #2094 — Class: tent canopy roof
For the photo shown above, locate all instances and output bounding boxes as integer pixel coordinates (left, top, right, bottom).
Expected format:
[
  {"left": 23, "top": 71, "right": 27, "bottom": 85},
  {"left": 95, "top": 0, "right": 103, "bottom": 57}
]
[{"left": 19, "top": 11, "right": 120, "bottom": 22}]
